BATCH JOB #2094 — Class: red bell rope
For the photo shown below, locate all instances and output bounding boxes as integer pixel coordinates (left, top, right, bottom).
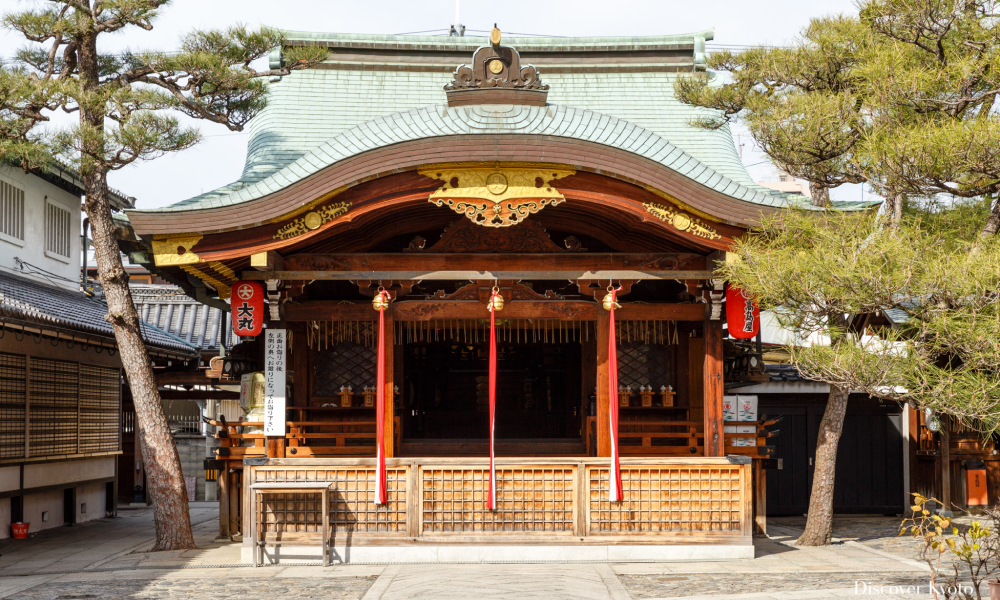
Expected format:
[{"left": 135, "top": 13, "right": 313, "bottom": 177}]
[
  {"left": 487, "top": 289, "right": 498, "bottom": 510},
  {"left": 375, "top": 289, "right": 389, "bottom": 505},
  {"left": 607, "top": 286, "right": 623, "bottom": 502}
]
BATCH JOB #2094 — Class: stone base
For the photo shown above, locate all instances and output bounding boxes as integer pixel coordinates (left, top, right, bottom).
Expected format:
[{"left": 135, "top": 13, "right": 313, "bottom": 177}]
[{"left": 241, "top": 543, "right": 754, "bottom": 564}]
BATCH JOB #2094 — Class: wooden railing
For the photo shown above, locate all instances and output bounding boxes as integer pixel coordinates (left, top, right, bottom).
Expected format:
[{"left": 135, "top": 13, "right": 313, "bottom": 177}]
[
  {"left": 212, "top": 419, "right": 396, "bottom": 459},
  {"left": 244, "top": 456, "right": 753, "bottom": 547},
  {"left": 585, "top": 418, "right": 775, "bottom": 458}
]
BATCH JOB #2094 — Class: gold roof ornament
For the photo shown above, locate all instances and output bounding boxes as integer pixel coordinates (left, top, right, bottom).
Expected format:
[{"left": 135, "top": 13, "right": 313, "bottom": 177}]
[
  {"left": 274, "top": 201, "right": 352, "bottom": 240},
  {"left": 422, "top": 166, "right": 574, "bottom": 228},
  {"left": 643, "top": 202, "right": 722, "bottom": 241},
  {"left": 490, "top": 25, "right": 501, "bottom": 47}
]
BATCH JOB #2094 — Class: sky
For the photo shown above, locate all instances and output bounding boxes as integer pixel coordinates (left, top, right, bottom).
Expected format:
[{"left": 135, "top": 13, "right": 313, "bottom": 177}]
[{"left": 0, "top": 0, "right": 871, "bottom": 209}]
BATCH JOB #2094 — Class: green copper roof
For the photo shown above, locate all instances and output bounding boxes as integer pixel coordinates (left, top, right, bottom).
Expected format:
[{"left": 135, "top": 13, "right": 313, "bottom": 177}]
[{"left": 135, "top": 31, "right": 872, "bottom": 215}]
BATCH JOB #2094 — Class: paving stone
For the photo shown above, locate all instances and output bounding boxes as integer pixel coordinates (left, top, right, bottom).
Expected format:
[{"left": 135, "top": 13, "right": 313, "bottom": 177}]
[{"left": 3, "top": 577, "right": 377, "bottom": 600}]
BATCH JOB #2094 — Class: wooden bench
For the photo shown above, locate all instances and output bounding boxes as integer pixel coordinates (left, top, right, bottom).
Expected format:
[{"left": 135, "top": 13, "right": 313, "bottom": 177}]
[{"left": 249, "top": 482, "right": 332, "bottom": 566}]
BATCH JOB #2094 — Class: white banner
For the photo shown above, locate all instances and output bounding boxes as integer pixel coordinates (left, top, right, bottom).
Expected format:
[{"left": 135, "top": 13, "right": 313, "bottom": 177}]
[
  {"left": 263, "top": 329, "right": 287, "bottom": 436},
  {"left": 723, "top": 395, "right": 758, "bottom": 447}
]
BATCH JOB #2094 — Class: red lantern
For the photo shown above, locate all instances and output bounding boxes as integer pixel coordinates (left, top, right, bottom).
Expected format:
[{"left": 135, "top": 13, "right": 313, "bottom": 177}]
[
  {"left": 726, "top": 286, "right": 760, "bottom": 339},
  {"left": 232, "top": 281, "right": 265, "bottom": 337}
]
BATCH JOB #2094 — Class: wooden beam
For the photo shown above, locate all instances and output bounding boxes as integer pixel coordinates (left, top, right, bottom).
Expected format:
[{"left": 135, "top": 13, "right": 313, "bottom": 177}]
[
  {"left": 154, "top": 369, "right": 221, "bottom": 386},
  {"left": 596, "top": 308, "right": 611, "bottom": 457},
  {"left": 244, "top": 269, "right": 714, "bottom": 281},
  {"left": 293, "top": 326, "right": 308, "bottom": 408},
  {"left": 703, "top": 318, "right": 725, "bottom": 457},
  {"left": 283, "top": 253, "right": 706, "bottom": 272},
  {"left": 284, "top": 301, "right": 707, "bottom": 322}
]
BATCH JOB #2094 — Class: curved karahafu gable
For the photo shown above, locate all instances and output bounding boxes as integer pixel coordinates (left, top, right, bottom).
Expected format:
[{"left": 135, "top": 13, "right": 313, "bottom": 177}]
[{"left": 128, "top": 103, "right": 805, "bottom": 235}]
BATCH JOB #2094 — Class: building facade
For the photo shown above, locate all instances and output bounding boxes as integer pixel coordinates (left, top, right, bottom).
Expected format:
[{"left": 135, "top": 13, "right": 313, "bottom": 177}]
[
  {"left": 118, "top": 27, "right": 876, "bottom": 561},
  {"left": 0, "top": 165, "right": 197, "bottom": 538}
]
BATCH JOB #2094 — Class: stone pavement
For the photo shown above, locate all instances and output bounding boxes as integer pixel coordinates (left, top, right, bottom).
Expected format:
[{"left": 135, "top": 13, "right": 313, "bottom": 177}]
[{"left": 0, "top": 507, "right": 960, "bottom": 600}]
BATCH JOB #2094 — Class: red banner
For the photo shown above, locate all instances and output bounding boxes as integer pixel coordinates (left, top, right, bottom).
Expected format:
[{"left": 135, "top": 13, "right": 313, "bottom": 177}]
[
  {"left": 375, "top": 289, "right": 389, "bottom": 505},
  {"left": 232, "top": 281, "right": 265, "bottom": 337},
  {"left": 607, "top": 287, "right": 623, "bottom": 502},
  {"left": 726, "top": 286, "right": 760, "bottom": 339},
  {"left": 487, "top": 289, "right": 499, "bottom": 510}
]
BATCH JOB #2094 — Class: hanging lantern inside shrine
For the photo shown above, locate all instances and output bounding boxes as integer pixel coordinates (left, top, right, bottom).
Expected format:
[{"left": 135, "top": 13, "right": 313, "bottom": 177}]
[
  {"left": 372, "top": 288, "right": 391, "bottom": 311},
  {"left": 488, "top": 287, "right": 504, "bottom": 312},
  {"left": 602, "top": 286, "right": 621, "bottom": 311}
]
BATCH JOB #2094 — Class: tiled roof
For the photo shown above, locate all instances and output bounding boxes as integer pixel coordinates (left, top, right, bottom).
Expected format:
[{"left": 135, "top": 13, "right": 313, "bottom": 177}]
[
  {"left": 133, "top": 31, "right": 878, "bottom": 216},
  {"left": 147, "top": 103, "right": 812, "bottom": 213},
  {"left": 0, "top": 271, "right": 197, "bottom": 357},
  {"left": 131, "top": 284, "right": 235, "bottom": 352},
  {"left": 765, "top": 364, "right": 815, "bottom": 383}
]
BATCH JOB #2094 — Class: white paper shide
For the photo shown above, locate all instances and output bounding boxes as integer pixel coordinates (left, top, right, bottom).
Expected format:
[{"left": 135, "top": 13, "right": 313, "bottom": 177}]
[{"left": 264, "top": 329, "right": 287, "bottom": 436}]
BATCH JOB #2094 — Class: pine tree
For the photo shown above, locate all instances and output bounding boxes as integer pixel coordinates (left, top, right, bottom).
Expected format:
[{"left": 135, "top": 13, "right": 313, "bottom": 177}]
[
  {"left": 0, "top": 1, "right": 324, "bottom": 550},
  {"left": 677, "top": 0, "right": 1000, "bottom": 545}
]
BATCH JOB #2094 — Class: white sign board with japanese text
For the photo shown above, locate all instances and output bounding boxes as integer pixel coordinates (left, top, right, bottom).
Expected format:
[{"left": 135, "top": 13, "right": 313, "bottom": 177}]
[{"left": 263, "top": 329, "right": 287, "bottom": 436}]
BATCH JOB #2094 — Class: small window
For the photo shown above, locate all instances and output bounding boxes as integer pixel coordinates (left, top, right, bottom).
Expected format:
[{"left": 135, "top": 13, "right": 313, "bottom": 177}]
[
  {"left": 45, "top": 201, "right": 72, "bottom": 259},
  {"left": 0, "top": 180, "right": 25, "bottom": 242}
]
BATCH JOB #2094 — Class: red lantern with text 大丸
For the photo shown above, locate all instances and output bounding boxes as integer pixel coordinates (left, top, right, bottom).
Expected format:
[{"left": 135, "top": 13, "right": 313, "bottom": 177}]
[
  {"left": 726, "top": 286, "right": 760, "bottom": 339},
  {"left": 232, "top": 281, "right": 265, "bottom": 337}
]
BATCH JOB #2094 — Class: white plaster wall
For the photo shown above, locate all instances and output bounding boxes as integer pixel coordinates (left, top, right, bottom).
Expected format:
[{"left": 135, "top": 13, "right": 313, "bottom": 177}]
[
  {"left": 23, "top": 457, "right": 114, "bottom": 489},
  {"left": 0, "top": 497, "right": 10, "bottom": 540},
  {"left": 22, "top": 489, "right": 64, "bottom": 534},
  {"left": 76, "top": 482, "right": 106, "bottom": 523},
  {"left": 0, "top": 165, "right": 82, "bottom": 290},
  {"left": 0, "top": 466, "right": 19, "bottom": 494}
]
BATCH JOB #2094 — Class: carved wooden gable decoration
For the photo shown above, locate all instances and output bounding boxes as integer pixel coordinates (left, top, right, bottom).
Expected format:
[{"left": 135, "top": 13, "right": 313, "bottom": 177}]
[
  {"left": 445, "top": 26, "right": 548, "bottom": 107},
  {"left": 415, "top": 218, "right": 578, "bottom": 253}
]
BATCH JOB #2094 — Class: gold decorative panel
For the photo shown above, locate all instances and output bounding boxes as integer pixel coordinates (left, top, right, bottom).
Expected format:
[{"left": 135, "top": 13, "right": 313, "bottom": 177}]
[
  {"left": 274, "top": 201, "right": 352, "bottom": 240},
  {"left": 151, "top": 235, "right": 202, "bottom": 266},
  {"left": 588, "top": 466, "right": 744, "bottom": 533},
  {"left": 422, "top": 167, "right": 575, "bottom": 228},
  {"left": 421, "top": 467, "right": 575, "bottom": 533},
  {"left": 643, "top": 202, "right": 721, "bottom": 241}
]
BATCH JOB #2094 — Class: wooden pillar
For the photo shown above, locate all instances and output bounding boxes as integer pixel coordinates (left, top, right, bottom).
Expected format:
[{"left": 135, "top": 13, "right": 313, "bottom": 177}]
[
  {"left": 703, "top": 318, "right": 724, "bottom": 456},
  {"left": 292, "top": 325, "right": 308, "bottom": 409},
  {"left": 754, "top": 459, "right": 767, "bottom": 535},
  {"left": 218, "top": 465, "right": 230, "bottom": 538},
  {"left": 383, "top": 312, "right": 396, "bottom": 458},
  {"left": 596, "top": 309, "right": 611, "bottom": 456}
]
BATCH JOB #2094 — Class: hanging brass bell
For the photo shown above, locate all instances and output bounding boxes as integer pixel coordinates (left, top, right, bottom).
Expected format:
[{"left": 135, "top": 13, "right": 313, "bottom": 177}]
[
  {"left": 372, "top": 289, "right": 390, "bottom": 312},
  {"left": 488, "top": 288, "right": 504, "bottom": 312},
  {"left": 602, "top": 289, "right": 621, "bottom": 311}
]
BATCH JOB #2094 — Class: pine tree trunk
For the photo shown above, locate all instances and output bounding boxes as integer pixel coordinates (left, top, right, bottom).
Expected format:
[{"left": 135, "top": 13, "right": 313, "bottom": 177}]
[
  {"left": 811, "top": 184, "right": 831, "bottom": 208},
  {"left": 980, "top": 194, "right": 1000, "bottom": 238},
  {"left": 76, "top": 19, "right": 195, "bottom": 551},
  {"left": 796, "top": 383, "right": 849, "bottom": 546},
  {"left": 885, "top": 193, "right": 904, "bottom": 229}
]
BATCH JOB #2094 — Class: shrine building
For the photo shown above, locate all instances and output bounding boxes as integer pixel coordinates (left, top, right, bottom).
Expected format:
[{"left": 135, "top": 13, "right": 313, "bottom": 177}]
[{"left": 120, "top": 26, "right": 859, "bottom": 563}]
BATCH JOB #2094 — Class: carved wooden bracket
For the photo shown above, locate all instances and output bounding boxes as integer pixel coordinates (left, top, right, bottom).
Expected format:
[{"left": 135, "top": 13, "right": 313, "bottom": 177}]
[
  {"left": 576, "top": 279, "right": 634, "bottom": 299},
  {"left": 427, "top": 280, "right": 565, "bottom": 302},
  {"left": 421, "top": 218, "right": 569, "bottom": 253},
  {"left": 355, "top": 280, "right": 416, "bottom": 300}
]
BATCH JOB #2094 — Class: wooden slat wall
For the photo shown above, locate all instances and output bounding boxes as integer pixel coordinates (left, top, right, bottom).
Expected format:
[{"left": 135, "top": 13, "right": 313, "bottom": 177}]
[{"left": 246, "top": 457, "right": 752, "bottom": 544}]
